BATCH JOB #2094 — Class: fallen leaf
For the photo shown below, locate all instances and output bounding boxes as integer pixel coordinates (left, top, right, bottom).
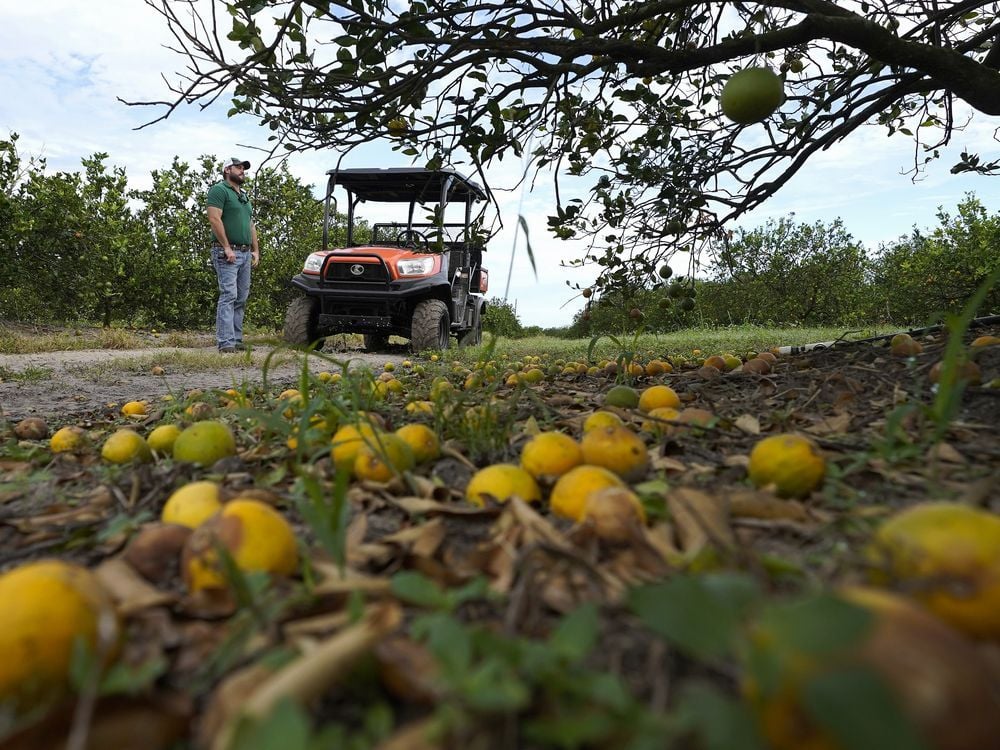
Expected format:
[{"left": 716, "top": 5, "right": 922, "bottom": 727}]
[
  {"left": 803, "top": 412, "right": 852, "bottom": 436},
  {"left": 95, "top": 557, "right": 178, "bottom": 616},
  {"left": 925, "top": 442, "right": 967, "bottom": 464},
  {"left": 667, "top": 488, "right": 734, "bottom": 554},
  {"left": 734, "top": 414, "right": 761, "bottom": 435}
]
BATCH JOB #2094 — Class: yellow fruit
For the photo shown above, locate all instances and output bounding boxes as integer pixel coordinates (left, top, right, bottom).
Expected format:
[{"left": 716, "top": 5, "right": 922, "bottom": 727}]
[
  {"left": 747, "top": 586, "right": 1000, "bottom": 750},
  {"left": 162, "top": 480, "right": 223, "bottom": 529},
  {"left": 405, "top": 400, "right": 435, "bottom": 415},
  {"left": 583, "top": 410, "right": 624, "bottom": 433},
  {"left": 184, "top": 401, "right": 214, "bottom": 420},
  {"left": 970, "top": 335, "right": 1000, "bottom": 348},
  {"left": 640, "top": 406, "right": 680, "bottom": 436},
  {"left": 50, "top": 425, "right": 87, "bottom": 454},
  {"left": 890, "top": 332, "right": 923, "bottom": 357},
  {"left": 520, "top": 431, "right": 584, "bottom": 481},
  {"left": 101, "top": 429, "right": 152, "bottom": 464},
  {"left": 703, "top": 354, "right": 727, "bottom": 371},
  {"left": 929, "top": 359, "right": 982, "bottom": 386},
  {"left": 550, "top": 465, "right": 626, "bottom": 521},
  {"left": 722, "top": 354, "right": 742, "bottom": 371},
  {"left": 121, "top": 400, "right": 148, "bottom": 416},
  {"left": 465, "top": 464, "right": 542, "bottom": 506},
  {"left": 395, "top": 423, "right": 441, "bottom": 464},
  {"left": 580, "top": 425, "right": 650, "bottom": 481},
  {"left": 523, "top": 368, "right": 545, "bottom": 384},
  {"left": 581, "top": 486, "right": 647, "bottom": 542},
  {"left": 317, "top": 371, "right": 333, "bottom": 383},
  {"left": 182, "top": 499, "right": 299, "bottom": 592},
  {"left": 747, "top": 434, "right": 825, "bottom": 498},
  {"left": 637, "top": 384, "right": 681, "bottom": 413},
  {"left": 354, "top": 433, "right": 416, "bottom": 482},
  {"left": 147, "top": 424, "right": 182, "bottom": 455},
  {"left": 720, "top": 67, "right": 783, "bottom": 124},
  {"left": 331, "top": 422, "right": 381, "bottom": 470},
  {"left": 867, "top": 502, "right": 1000, "bottom": 639},
  {"left": 172, "top": 420, "right": 237, "bottom": 465},
  {"left": 0, "top": 560, "right": 118, "bottom": 713}
]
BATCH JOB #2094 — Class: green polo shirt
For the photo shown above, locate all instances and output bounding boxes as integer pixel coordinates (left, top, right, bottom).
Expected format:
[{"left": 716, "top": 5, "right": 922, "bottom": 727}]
[{"left": 207, "top": 181, "right": 253, "bottom": 246}]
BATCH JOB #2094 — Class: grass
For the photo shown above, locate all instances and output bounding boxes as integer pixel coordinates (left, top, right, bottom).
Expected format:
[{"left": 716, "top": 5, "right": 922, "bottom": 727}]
[
  {"left": 66, "top": 348, "right": 300, "bottom": 379},
  {"left": 454, "top": 325, "right": 886, "bottom": 363},
  {"left": 0, "top": 365, "right": 53, "bottom": 383},
  {"left": 0, "top": 326, "right": 209, "bottom": 354}
]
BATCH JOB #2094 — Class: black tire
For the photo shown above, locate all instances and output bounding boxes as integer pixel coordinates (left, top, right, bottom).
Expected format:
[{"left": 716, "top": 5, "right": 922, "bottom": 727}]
[
  {"left": 457, "top": 308, "right": 483, "bottom": 347},
  {"left": 410, "top": 299, "right": 450, "bottom": 352},
  {"left": 283, "top": 296, "right": 324, "bottom": 350},
  {"left": 364, "top": 333, "right": 390, "bottom": 352}
]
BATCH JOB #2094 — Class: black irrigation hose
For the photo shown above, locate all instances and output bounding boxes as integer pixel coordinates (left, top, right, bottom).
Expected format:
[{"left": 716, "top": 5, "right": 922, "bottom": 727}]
[{"left": 776, "top": 314, "right": 1000, "bottom": 355}]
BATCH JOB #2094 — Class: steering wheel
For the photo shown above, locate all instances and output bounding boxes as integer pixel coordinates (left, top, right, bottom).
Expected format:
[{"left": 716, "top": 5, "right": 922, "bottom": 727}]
[{"left": 395, "top": 229, "right": 430, "bottom": 252}]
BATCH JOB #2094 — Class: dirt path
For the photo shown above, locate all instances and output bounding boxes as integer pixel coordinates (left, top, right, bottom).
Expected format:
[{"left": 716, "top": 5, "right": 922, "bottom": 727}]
[{"left": 0, "top": 345, "right": 407, "bottom": 421}]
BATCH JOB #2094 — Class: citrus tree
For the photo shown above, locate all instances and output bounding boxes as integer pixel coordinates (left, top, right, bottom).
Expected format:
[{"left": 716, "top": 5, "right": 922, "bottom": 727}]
[{"left": 142, "top": 0, "right": 1000, "bottom": 293}]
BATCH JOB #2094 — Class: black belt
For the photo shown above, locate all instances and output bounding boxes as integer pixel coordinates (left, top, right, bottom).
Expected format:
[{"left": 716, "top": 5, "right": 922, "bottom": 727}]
[{"left": 213, "top": 244, "right": 252, "bottom": 250}]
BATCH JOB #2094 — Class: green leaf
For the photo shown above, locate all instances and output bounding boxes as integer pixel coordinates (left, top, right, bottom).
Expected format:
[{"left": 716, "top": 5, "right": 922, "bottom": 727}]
[
  {"left": 804, "top": 666, "right": 930, "bottom": 750},
  {"left": 628, "top": 574, "right": 759, "bottom": 660},
  {"left": 227, "top": 698, "right": 312, "bottom": 750},
  {"left": 548, "top": 602, "right": 599, "bottom": 662},
  {"left": 759, "top": 594, "right": 873, "bottom": 657},
  {"left": 390, "top": 570, "right": 452, "bottom": 610},
  {"left": 673, "top": 681, "right": 767, "bottom": 750}
]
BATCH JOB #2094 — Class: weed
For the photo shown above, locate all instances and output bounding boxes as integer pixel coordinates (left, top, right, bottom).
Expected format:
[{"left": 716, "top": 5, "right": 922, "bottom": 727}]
[{"left": 0, "top": 365, "right": 52, "bottom": 383}]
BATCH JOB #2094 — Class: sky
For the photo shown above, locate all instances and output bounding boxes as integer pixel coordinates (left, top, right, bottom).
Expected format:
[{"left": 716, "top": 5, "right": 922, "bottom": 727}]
[{"left": 2, "top": 1, "right": 998, "bottom": 327}]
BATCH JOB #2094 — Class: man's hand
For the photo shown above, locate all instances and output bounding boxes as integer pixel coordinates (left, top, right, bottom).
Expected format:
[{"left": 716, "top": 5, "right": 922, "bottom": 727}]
[
  {"left": 251, "top": 249, "right": 260, "bottom": 268},
  {"left": 224, "top": 247, "right": 236, "bottom": 263}
]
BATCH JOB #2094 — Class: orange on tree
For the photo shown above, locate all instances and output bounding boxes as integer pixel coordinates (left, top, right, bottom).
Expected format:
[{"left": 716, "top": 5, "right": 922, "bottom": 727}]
[
  {"left": 747, "top": 433, "right": 825, "bottom": 498},
  {"left": 465, "top": 464, "right": 542, "bottom": 506},
  {"left": 183, "top": 499, "right": 299, "bottom": 592},
  {"left": 866, "top": 502, "right": 1000, "bottom": 639},
  {"left": 580, "top": 424, "right": 650, "bottom": 481},
  {"left": 549, "top": 464, "right": 626, "bottom": 521},
  {"left": 0, "top": 560, "right": 119, "bottom": 714},
  {"left": 520, "top": 431, "right": 584, "bottom": 481},
  {"left": 720, "top": 67, "right": 784, "bottom": 124}
]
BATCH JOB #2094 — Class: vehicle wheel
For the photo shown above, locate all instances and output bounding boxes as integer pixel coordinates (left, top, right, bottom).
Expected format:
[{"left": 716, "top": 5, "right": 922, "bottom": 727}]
[
  {"left": 364, "top": 333, "right": 390, "bottom": 352},
  {"left": 457, "top": 313, "right": 482, "bottom": 347},
  {"left": 283, "top": 296, "right": 324, "bottom": 350},
  {"left": 410, "top": 299, "right": 450, "bottom": 352}
]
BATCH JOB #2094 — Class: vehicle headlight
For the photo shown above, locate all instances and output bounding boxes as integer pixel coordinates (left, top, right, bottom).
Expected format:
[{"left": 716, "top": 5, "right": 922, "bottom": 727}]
[
  {"left": 303, "top": 253, "right": 325, "bottom": 273},
  {"left": 397, "top": 257, "right": 436, "bottom": 276}
]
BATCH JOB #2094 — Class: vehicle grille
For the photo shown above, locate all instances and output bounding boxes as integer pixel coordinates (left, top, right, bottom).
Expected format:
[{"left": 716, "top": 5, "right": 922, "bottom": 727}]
[{"left": 323, "top": 261, "right": 389, "bottom": 284}]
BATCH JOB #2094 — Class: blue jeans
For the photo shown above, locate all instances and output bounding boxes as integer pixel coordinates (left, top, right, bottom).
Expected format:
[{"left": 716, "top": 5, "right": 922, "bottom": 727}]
[{"left": 212, "top": 248, "right": 252, "bottom": 349}]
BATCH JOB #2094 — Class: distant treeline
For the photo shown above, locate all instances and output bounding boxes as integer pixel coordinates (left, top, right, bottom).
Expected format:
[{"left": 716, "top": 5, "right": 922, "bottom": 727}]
[{"left": 2, "top": 135, "right": 997, "bottom": 336}]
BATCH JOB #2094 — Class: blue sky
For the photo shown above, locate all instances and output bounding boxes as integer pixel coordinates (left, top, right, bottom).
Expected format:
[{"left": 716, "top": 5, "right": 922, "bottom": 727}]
[{"left": 2, "top": 1, "right": 998, "bottom": 326}]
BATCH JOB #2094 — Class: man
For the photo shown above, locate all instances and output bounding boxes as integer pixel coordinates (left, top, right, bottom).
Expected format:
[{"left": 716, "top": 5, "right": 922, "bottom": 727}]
[{"left": 206, "top": 157, "right": 259, "bottom": 353}]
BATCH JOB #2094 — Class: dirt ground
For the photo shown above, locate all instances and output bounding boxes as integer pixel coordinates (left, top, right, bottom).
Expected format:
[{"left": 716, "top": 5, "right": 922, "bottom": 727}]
[{"left": 0, "top": 344, "right": 407, "bottom": 422}]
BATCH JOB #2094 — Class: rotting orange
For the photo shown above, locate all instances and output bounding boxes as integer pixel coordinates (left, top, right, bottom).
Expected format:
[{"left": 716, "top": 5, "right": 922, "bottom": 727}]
[
  {"left": 580, "top": 425, "right": 650, "bottom": 481},
  {"left": 549, "top": 464, "right": 626, "bottom": 522},
  {"left": 354, "top": 433, "right": 416, "bottom": 482},
  {"left": 101, "top": 429, "right": 153, "bottom": 464},
  {"left": 637, "top": 384, "right": 681, "bottom": 413},
  {"left": 581, "top": 486, "right": 647, "bottom": 542},
  {"left": 172, "top": 420, "right": 237, "bottom": 466},
  {"left": 183, "top": 499, "right": 299, "bottom": 593},
  {"left": 465, "top": 464, "right": 542, "bottom": 506},
  {"left": 520, "top": 431, "right": 584, "bottom": 482},
  {"left": 867, "top": 502, "right": 1000, "bottom": 639},
  {"left": 747, "top": 433, "right": 825, "bottom": 498},
  {"left": 162, "top": 480, "right": 223, "bottom": 529},
  {"left": 0, "top": 560, "right": 119, "bottom": 714}
]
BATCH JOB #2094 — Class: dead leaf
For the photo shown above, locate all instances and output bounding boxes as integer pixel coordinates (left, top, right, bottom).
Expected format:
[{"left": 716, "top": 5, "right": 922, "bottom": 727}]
[
  {"left": 94, "top": 557, "right": 178, "bottom": 616},
  {"left": 667, "top": 488, "right": 734, "bottom": 554},
  {"left": 374, "top": 635, "right": 439, "bottom": 705},
  {"left": 734, "top": 414, "right": 761, "bottom": 435},
  {"left": 649, "top": 454, "right": 687, "bottom": 473},
  {"left": 375, "top": 718, "right": 442, "bottom": 750},
  {"left": 925, "top": 442, "right": 967, "bottom": 464},
  {"left": 724, "top": 454, "right": 750, "bottom": 469},
  {"left": 728, "top": 489, "right": 816, "bottom": 524},
  {"left": 803, "top": 412, "right": 852, "bottom": 436}
]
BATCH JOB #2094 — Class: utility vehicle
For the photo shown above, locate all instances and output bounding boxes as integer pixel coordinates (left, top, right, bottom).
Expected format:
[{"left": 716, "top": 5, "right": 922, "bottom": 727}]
[{"left": 283, "top": 167, "right": 489, "bottom": 352}]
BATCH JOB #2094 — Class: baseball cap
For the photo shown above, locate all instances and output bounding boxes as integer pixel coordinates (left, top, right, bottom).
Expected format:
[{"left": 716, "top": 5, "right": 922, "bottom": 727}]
[{"left": 223, "top": 157, "right": 251, "bottom": 172}]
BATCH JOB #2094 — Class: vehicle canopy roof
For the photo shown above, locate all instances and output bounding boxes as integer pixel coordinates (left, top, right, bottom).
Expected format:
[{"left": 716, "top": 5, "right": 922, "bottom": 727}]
[{"left": 324, "top": 167, "right": 486, "bottom": 204}]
